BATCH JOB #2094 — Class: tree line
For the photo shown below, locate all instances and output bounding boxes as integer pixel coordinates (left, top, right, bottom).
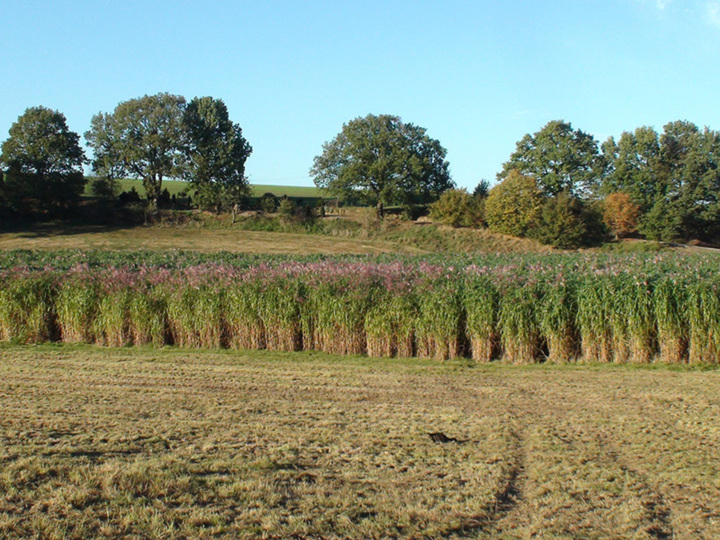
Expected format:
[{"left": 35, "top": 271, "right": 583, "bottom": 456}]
[
  {"left": 1, "top": 93, "right": 719, "bottom": 246},
  {"left": 0, "top": 93, "right": 251, "bottom": 218},
  {"left": 429, "top": 119, "right": 720, "bottom": 246}
]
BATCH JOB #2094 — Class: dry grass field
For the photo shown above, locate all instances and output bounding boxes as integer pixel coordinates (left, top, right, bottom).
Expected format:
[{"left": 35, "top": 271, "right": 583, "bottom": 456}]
[
  {"left": 1, "top": 345, "right": 719, "bottom": 539},
  {"left": 0, "top": 221, "right": 551, "bottom": 255},
  {"left": 0, "top": 226, "right": 425, "bottom": 255}
]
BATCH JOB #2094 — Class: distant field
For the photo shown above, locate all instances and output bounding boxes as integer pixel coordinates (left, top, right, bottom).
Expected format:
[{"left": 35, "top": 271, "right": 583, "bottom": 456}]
[
  {"left": 86, "top": 178, "right": 322, "bottom": 199},
  {"left": 0, "top": 345, "right": 718, "bottom": 538},
  {"left": 250, "top": 183, "right": 322, "bottom": 198}
]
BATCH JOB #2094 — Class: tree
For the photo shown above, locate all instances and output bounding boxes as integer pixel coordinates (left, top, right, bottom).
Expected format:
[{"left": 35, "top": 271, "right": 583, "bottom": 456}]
[
  {"left": 603, "top": 192, "right": 640, "bottom": 240},
  {"left": 601, "top": 126, "right": 662, "bottom": 212},
  {"left": 658, "top": 121, "right": 720, "bottom": 240},
  {"left": 86, "top": 93, "right": 186, "bottom": 208},
  {"left": 600, "top": 121, "right": 720, "bottom": 241},
  {"left": 472, "top": 179, "right": 490, "bottom": 199},
  {"left": 182, "top": 97, "right": 252, "bottom": 213},
  {"left": 310, "top": 114, "right": 453, "bottom": 217},
  {"left": 499, "top": 120, "right": 604, "bottom": 197},
  {"left": 485, "top": 170, "right": 543, "bottom": 236},
  {"left": 530, "top": 191, "right": 588, "bottom": 249},
  {"left": 638, "top": 198, "right": 685, "bottom": 241},
  {"left": 84, "top": 112, "right": 125, "bottom": 200},
  {"left": 0, "top": 106, "right": 86, "bottom": 213},
  {"left": 429, "top": 188, "right": 484, "bottom": 228},
  {"left": 615, "top": 121, "right": 720, "bottom": 242}
]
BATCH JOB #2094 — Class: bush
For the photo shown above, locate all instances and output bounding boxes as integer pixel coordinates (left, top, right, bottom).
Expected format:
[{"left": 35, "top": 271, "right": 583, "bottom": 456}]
[
  {"left": 639, "top": 199, "right": 685, "bottom": 242},
  {"left": 260, "top": 193, "right": 279, "bottom": 214},
  {"left": 530, "top": 192, "right": 587, "bottom": 249},
  {"left": 429, "top": 189, "right": 484, "bottom": 228},
  {"left": 118, "top": 187, "right": 141, "bottom": 205},
  {"left": 90, "top": 177, "right": 118, "bottom": 200},
  {"left": 603, "top": 192, "right": 640, "bottom": 239},
  {"left": 485, "top": 170, "right": 543, "bottom": 236}
]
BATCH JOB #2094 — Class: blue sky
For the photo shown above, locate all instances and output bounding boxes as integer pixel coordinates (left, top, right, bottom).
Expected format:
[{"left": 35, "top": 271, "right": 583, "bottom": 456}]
[{"left": 2, "top": 0, "right": 719, "bottom": 190}]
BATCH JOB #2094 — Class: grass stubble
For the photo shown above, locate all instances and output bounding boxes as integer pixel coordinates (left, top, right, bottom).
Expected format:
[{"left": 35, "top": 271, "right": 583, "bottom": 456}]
[{"left": 0, "top": 346, "right": 719, "bottom": 538}]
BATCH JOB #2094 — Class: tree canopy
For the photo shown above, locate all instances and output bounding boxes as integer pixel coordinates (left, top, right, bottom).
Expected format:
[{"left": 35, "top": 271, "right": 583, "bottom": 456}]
[
  {"left": 86, "top": 93, "right": 186, "bottom": 207},
  {"left": 601, "top": 126, "right": 662, "bottom": 212},
  {"left": 310, "top": 114, "right": 453, "bottom": 216},
  {"left": 602, "top": 121, "right": 720, "bottom": 241},
  {"left": 0, "top": 106, "right": 86, "bottom": 213},
  {"left": 499, "top": 120, "right": 603, "bottom": 197},
  {"left": 182, "top": 96, "right": 253, "bottom": 212}
]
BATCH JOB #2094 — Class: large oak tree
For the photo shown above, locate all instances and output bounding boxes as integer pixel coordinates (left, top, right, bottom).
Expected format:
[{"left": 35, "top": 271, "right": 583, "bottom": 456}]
[
  {"left": 0, "top": 106, "right": 86, "bottom": 213},
  {"left": 499, "top": 120, "right": 604, "bottom": 198},
  {"left": 310, "top": 114, "right": 453, "bottom": 216},
  {"left": 86, "top": 93, "right": 186, "bottom": 208}
]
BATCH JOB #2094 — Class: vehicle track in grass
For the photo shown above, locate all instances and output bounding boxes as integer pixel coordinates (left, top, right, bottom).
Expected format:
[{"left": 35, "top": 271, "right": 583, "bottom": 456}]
[{"left": 1, "top": 347, "right": 720, "bottom": 538}]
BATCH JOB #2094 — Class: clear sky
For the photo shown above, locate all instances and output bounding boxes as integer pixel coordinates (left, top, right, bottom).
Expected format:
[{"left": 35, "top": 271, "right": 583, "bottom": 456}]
[{"left": 2, "top": 0, "right": 719, "bottom": 190}]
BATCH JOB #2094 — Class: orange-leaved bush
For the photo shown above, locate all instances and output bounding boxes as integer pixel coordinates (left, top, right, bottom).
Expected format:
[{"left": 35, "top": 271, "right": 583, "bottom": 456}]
[{"left": 603, "top": 192, "right": 639, "bottom": 239}]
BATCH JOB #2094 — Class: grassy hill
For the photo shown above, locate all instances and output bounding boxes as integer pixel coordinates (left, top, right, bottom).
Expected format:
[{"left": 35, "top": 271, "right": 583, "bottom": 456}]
[{"left": 0, "top": 215, "right": 552, "bottom": 255}]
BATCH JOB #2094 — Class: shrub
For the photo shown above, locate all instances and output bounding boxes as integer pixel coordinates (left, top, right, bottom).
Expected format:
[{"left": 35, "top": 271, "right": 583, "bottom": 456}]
[
  {"left": 429, "top": 189, "right": 484, "bottom": 228},
  {"left": 258, "top": 278, "right": 302, "bottom": 351},
  {"left": 118, "top": 187, "right": 141, "bottom": 205},
  {"left": 90, "top": 177, "right": 118, "bottom": 199},
  {"left": 529, "top": 192, "right": 587, "bottom": 249},
  {"left": 128, "top": 286, "right": 166, "bottom": 347},
  {"left": 166, "top": 284, "right": 223, "bottom": 348},
  {"left": 687, "top": 280, "right": 720, "bottom": 364},
  {"left": 225, "top": 282, "right": 266, "bottom": 350},
  {"left": 576, "top": 276, "right": 614, "bottom": 363},
  {"left": 365, "top": 290, "right": 418, "bottom": 358},
  {"left": 603, "top": 192, "right": 640, "bottom": 239},
  {"left": 485, "top": 170, "right": 543, "bottom": 237},
  {"left": 537, "top": 279, "right": 578, "bottom": 362},
  {"left": 277, "top": 197, "right": 296, "bottom": 224},
  {"left": 311, "top": 279, "right": 376, "bottom": 356},
  {"left": 498, "top": 282, "right": 541, "bottom": 363},
  {"left": 653, "top": 277, "right": 688, "bottom": 363},
  {"left": 94, "top": 288, "right": 132, "bottom": 347},
  {"left": 259, "top": 193, "right": 279, "bottom": 214}
]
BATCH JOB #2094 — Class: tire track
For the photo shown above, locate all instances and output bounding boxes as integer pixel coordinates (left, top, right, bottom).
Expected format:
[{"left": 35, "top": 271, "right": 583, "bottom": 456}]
[
  {"left": 470, "top": 419, "right": 530, "bottom": 538},
  {"left": 592, "top": 429, "right": 675, "bottom": 540}
]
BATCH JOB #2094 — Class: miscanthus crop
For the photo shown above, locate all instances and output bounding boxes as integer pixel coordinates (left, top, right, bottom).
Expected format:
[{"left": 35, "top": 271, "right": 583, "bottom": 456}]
[{"left": 1, "top": 253, "right": 720, "bottom": 364}]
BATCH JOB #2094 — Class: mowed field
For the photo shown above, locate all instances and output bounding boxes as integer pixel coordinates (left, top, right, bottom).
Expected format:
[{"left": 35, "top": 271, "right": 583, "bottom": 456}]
[
  {"left": 0, "top": 221, "right": 551, "bottom": 255},
  {"left": 0, "top": 225, "right": 425, "bottom": 255},
  {"left": 1, "top": 346, "right": 719, "bottom": 539}
]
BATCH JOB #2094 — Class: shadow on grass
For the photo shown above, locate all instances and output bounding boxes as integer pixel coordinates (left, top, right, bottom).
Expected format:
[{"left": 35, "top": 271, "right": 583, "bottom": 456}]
[{"left": 5, "top": 222, "right": 134, "bottom": 239}]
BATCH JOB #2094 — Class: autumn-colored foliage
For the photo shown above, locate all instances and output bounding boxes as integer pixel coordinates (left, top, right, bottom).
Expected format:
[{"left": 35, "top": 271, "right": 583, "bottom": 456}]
[
  {"left": 603, "top": 192, "right": 640, "bottom": 239},
  {"left": 485, "top": 170, "right": 543, "bottom": 236}
]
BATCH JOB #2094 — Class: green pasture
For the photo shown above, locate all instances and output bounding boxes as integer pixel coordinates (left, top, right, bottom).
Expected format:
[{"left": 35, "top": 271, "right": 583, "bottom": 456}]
[{"left": 85, "top": 178, "right": 322, "bottom": 199}]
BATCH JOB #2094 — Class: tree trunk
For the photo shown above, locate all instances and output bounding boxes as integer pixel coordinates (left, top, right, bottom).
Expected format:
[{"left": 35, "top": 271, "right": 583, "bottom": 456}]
[{"left": 376, "top": 201, "right": 384, "bottom": 219}]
